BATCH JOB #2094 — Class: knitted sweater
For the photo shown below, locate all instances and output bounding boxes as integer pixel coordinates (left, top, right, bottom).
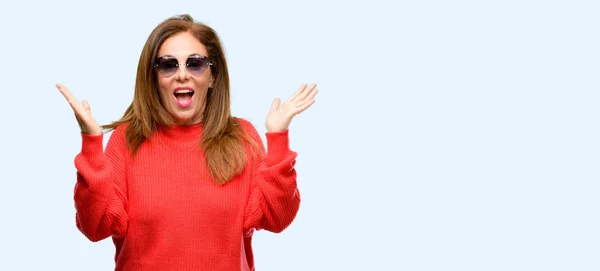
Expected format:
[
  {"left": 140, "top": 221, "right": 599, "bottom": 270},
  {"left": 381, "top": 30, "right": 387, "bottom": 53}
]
[{"left": 72, "top": 118, "right": 300, "bottom": 270}]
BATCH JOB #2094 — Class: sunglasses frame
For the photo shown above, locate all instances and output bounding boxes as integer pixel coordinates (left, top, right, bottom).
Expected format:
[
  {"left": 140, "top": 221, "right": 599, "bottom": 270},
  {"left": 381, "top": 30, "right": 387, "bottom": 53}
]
[{"left": 153, "top": 55, "right": 214, "bottom": 77}]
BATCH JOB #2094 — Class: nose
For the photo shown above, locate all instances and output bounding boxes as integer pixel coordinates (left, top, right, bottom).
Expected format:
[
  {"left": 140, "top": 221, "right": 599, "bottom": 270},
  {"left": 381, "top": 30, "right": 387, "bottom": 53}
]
[{"left": 174, "top": 63, "right": 191, "bottom": 81}]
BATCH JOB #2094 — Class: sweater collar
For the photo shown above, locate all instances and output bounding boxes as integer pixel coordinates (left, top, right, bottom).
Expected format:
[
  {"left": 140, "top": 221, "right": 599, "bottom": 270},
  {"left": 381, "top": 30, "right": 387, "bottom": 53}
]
[{"left": 157, "top": 123, "right": 204, "bottom": 142}]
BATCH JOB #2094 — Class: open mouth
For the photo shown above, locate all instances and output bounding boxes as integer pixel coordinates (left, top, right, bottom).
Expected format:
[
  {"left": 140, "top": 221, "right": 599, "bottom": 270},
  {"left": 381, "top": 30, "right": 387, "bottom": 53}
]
[{"left": 173, "top": 87, "right": 195, "bottom": 107}]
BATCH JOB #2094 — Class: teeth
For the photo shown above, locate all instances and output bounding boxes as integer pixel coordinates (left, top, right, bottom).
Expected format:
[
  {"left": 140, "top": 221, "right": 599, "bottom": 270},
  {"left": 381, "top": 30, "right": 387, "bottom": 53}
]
[{"left": 175, "top": 89, "right": 193, "bottom": 94}]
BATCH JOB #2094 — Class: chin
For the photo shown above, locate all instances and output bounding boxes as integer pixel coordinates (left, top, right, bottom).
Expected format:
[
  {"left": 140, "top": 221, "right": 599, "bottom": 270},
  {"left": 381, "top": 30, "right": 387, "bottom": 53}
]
[{"left": 171, "top": 110, "right": 201, "bottom": 125}]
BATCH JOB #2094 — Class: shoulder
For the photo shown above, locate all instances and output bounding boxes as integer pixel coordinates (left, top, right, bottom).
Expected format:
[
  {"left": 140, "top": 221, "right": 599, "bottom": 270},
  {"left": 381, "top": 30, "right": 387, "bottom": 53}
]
[
  {"left": 234, "top": 118, "right": 265, "bottom": 153},
  {"left": 107, "top": 122, "right": 130, "bottom": 141},
  {"left": 103, "top": 123, "right": 132, "bottom": 155},
  {"left": 234, "top": 117, "right": 260, "bottom": 136}
]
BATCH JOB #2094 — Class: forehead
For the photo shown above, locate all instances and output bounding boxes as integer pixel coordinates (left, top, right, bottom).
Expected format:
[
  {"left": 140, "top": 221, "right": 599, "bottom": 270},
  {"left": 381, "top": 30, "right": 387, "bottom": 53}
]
[{"left": 158, "top": 31, "right": 208, "bottom": 58}]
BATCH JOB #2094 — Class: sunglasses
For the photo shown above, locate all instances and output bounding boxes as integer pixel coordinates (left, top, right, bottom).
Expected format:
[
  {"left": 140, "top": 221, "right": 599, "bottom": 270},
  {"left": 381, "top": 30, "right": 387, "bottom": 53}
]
[{"left": 154, "top": 55, "right": 213, "bottom": 77}]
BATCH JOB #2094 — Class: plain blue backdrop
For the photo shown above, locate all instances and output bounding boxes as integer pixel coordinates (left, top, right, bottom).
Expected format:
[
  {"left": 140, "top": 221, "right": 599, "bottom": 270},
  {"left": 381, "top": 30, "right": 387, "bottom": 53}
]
[{"left": 0, "top": 0, "right": 598, "bottom": 270}]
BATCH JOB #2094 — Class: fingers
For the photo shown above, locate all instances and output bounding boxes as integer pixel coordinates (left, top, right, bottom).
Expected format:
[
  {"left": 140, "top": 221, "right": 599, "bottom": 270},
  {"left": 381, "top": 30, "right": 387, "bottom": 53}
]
[
  {"left": 56, "top": 83, "right": 76, "bottom": 103},
  {"left": 293, "top": 86, "right": 317, "bottom": 114},
  {"left": 292, "top": 83, "right": 317, "bottom": 102},
  {"left": 57, "top": 83, "right": 102, "bottom": 136},
  {"left": 295, "top": 99, "right": 316, "bottom": 114},
  {"left": 289, "top": 84, "right": 307, "bottom": 102},
  {"left": 82, "top": 100, "right": 92, "bottom": 114},
  {"left": 270, "top": 98, "right": 281, "bottom": 112},
  {"left": 294, "top": 84, "right": 317, "bottom": 104},
  {"left": 56, "top": 83, "right": 85, "bottom": 115},
  {"left": 303, "top": 87, "right": 318, "bottom": 102}
]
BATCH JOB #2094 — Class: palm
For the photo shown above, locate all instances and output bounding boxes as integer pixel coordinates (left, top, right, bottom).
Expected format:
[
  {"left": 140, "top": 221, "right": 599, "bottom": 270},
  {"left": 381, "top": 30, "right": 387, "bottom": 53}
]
[{"left": 266, "top": 84, "right": 318, "bottom": 133}]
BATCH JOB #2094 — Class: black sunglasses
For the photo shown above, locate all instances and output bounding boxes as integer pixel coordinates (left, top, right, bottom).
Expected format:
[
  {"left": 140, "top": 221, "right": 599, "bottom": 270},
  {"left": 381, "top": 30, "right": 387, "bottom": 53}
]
[{"left": 154, "top": 55, "right": 213, "bottom": 77}]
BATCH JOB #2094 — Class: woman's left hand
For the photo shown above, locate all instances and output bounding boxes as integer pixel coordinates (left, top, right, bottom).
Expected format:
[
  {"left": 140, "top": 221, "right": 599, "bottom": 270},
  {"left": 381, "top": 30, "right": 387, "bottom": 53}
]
[{"left": 266, "top": 83, "right": 318, "bottom": 133}]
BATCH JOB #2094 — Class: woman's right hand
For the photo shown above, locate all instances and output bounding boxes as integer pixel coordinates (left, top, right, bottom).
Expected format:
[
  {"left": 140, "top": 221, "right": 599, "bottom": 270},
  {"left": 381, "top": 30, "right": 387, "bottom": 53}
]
[{"left": 56, "top": 83, "right": 103, "bottom": 136}]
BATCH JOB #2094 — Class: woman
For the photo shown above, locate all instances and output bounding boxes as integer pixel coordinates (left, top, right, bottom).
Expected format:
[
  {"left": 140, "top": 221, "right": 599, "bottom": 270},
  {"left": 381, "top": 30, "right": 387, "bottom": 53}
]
[{"left": 56, "top": 14, "right": 317, "bottom": 271}]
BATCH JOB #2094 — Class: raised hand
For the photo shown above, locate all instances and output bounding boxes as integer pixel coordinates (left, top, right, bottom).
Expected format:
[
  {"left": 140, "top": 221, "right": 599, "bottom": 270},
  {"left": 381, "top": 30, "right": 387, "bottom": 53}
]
[
  {"left": 266, "top": 83, "right": 318, "bottom": 133},
  {"left": 56, "top": 83, "right": 103, "bottom": 136}
]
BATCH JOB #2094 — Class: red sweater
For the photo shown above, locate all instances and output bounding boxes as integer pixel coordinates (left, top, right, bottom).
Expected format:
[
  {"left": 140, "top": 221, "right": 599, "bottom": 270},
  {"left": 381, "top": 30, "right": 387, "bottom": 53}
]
[{"left": 73, "top": 118, "right": 300, "bottom": 271}]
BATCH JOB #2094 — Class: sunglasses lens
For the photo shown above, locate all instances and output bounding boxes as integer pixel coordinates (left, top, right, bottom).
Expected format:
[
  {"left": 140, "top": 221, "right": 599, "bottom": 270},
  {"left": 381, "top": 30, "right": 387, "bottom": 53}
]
[
  {"left": 186, "top": 57, "right": 209, "bottom": 75},
  {"left": 155, "top": 56, "right": 211, "bottom": 77},
  {"left": 156, "top": 58, "right": 178, "bottom": 76}
]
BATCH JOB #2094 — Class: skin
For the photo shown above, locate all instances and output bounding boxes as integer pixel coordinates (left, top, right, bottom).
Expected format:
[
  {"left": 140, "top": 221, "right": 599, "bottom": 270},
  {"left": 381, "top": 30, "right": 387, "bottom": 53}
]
[{"left": 56, "top": 33, "right": 318, "bottom": 134}]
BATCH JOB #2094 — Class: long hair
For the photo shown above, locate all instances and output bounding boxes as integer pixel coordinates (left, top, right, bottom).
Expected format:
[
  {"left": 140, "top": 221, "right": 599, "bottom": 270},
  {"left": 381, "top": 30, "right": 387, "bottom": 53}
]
[{"left": 103, "top": 14, "right": 258, "bottom": 185}]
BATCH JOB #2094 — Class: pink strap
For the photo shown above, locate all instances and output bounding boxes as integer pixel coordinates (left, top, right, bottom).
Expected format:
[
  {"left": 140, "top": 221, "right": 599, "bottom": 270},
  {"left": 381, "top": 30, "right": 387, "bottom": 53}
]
[{"left": 241, "top": 229, "right": 254, "bottom": 271}]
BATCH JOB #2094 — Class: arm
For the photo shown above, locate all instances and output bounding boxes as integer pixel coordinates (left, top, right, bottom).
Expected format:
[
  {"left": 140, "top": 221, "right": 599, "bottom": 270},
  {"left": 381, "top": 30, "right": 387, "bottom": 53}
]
[
  {"left": 243, "top": 122, "right": 301, "bottom": 234},
  {"left": 73, "top": 126, "right": 128, "bottom": 242},
  {"left": 242, "top": 83, "right": 318, "bottom": 233}
]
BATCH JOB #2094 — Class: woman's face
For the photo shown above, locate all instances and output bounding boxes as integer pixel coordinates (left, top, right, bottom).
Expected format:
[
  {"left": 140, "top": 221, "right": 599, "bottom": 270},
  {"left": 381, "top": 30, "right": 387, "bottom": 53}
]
[{"left": 155, "top": 31, "right": 214, "bottom": 125}]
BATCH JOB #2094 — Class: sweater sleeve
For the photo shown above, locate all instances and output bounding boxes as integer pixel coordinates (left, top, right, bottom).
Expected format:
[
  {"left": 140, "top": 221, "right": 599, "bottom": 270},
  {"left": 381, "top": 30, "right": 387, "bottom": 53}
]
[
  {"left": 242, "top": 121, "right": 301, "bottom": 233},
  {"left": 73, "top": 125, "right": 129, "bottom": 242}
]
